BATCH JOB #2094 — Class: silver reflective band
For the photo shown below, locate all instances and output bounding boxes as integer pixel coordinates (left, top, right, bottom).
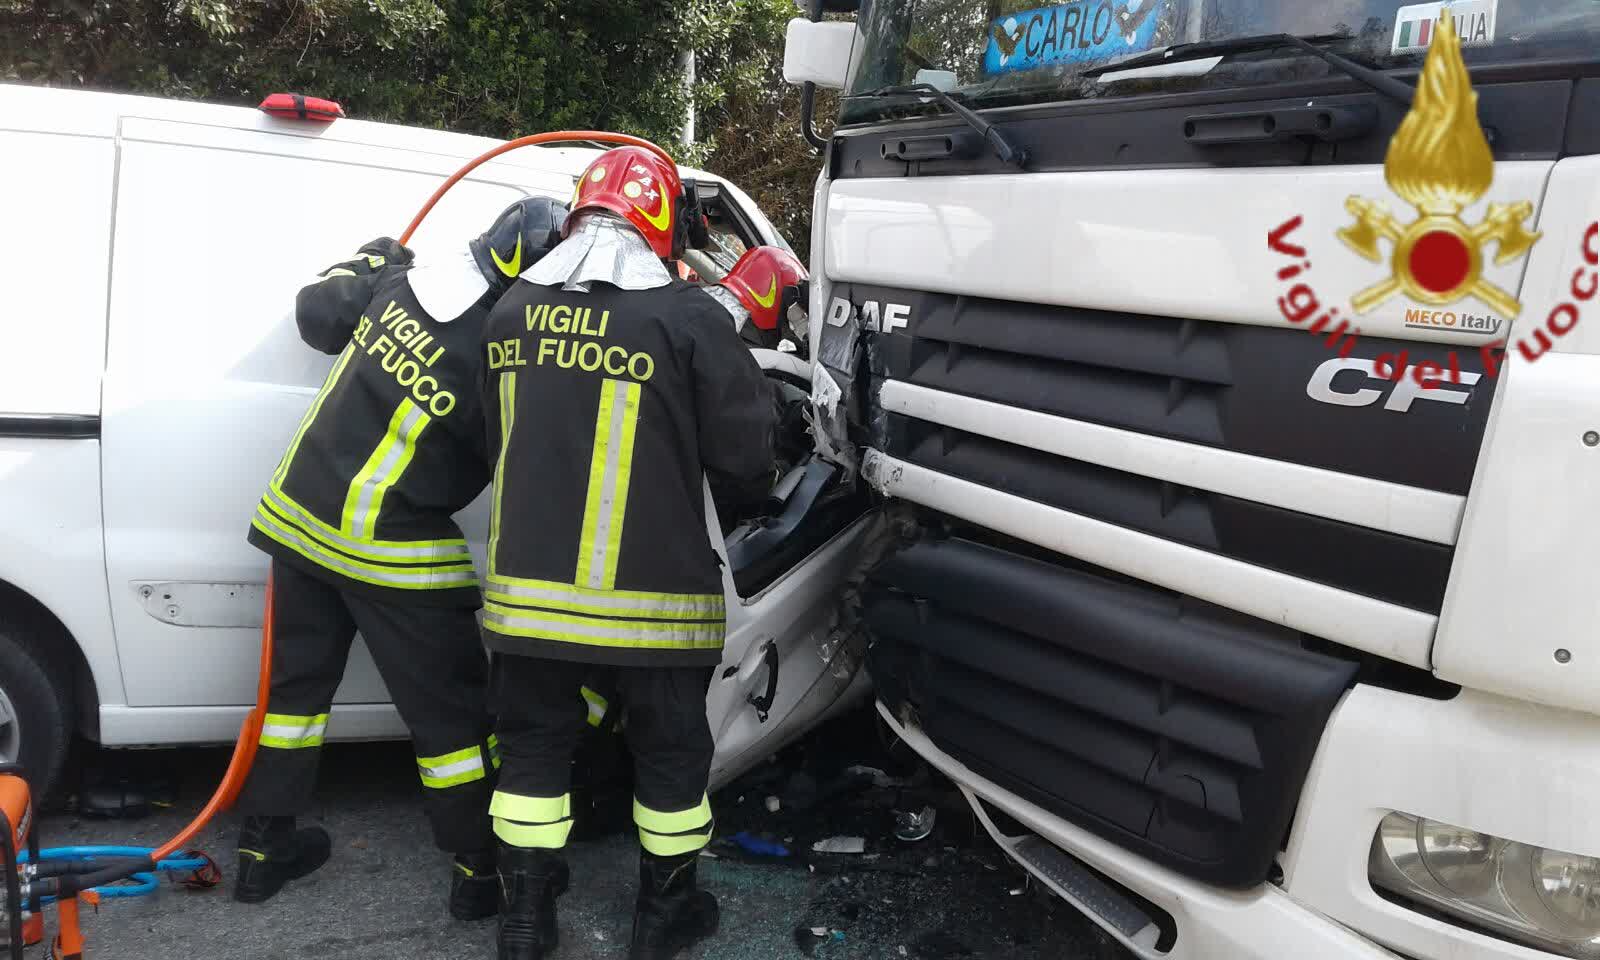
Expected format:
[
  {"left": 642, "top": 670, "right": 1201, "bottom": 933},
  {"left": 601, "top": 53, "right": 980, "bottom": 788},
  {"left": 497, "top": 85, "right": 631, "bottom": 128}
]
[
  {"left": 261, "top": 719, "right": 327, "bottom": 741},
  {"left": 254, "top": 509, "right": 476, "bottom": 587},
  {"left": 483, "top": 607, "right": 723, "bottom": 645},
  {"left": 584, "top": 381, "right": 638, "bottom": 589},
  {"left": 486, "top": 577, "right": 722, "bottom": 617},
  {"left": 489, "top": 372, "right": 516, "bottom": 572},
  {"left": 263, "top": 487, "right": 468, "bottom": 561},
  {"left": 349, "top": 402, "right": 428, "bottom": 539},
  {"left": 420, "top": 755, "right": 483, "bottom": 780}
]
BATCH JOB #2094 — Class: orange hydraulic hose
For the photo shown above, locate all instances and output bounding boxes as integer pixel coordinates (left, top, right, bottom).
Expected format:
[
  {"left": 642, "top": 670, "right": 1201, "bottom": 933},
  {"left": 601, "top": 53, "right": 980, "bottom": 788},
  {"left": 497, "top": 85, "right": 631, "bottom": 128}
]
[
  {"left": 150, "top": 572, "right": 273, "bottom": 863},
  {"left": 145, "top": 130, "right": 663, "bottom": 865},
  {"left": 398, "top": 130, "right": 675, "bottom": 245}
]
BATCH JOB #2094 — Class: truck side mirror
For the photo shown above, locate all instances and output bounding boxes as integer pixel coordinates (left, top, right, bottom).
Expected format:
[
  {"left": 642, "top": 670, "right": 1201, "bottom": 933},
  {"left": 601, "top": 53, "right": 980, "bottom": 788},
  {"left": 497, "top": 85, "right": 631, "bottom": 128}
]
[
  {"left": 782, "top": 20, "right": 854, "bottom": 90},
  {"left": 784, "top": 18, "right": 855, "bottom": 152}
]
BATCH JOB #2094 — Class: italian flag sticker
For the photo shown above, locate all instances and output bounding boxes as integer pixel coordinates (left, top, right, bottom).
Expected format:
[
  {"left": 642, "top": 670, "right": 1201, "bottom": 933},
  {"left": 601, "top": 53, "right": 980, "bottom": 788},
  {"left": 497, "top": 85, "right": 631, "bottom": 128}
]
[
  {"left": 1390, "top": 0, "right": 1497, "bottom": 55},
  {"left": 1396, "top": 17, "right": 1432, "bottom": 48}
]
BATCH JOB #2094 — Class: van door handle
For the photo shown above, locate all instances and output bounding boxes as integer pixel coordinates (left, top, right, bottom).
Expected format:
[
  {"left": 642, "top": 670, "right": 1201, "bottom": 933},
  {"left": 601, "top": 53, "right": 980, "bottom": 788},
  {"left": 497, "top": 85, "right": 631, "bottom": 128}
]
[{"left": 745, "top": 641, "right": 779, "bottom": 723}]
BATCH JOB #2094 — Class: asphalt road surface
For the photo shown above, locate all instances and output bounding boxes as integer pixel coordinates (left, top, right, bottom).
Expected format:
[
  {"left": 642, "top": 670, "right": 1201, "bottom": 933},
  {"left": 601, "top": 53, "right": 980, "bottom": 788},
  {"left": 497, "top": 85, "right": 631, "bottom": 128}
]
[{"left": 39, "top": 724, "right": 1121, "bottom": 960}]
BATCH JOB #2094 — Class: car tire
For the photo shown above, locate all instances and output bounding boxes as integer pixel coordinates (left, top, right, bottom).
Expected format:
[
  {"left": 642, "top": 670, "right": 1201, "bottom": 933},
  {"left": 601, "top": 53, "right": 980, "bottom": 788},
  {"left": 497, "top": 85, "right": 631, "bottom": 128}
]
[{"left": 0, "top": 617, "right": 73, "bottom": 800}]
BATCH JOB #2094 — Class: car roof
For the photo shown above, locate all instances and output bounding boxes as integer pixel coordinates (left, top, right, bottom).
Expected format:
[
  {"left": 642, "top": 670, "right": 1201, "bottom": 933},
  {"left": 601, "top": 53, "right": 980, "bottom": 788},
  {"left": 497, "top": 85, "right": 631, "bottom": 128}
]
[{"left": 0, "top": 83, "right": 749, "bottom": 213}]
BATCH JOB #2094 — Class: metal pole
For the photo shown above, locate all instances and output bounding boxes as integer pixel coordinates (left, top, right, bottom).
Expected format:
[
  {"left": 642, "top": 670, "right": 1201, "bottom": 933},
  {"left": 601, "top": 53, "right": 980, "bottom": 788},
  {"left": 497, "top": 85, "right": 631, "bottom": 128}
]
[{"left": 679, "top": 47, "right": 697, "bottom": 147}]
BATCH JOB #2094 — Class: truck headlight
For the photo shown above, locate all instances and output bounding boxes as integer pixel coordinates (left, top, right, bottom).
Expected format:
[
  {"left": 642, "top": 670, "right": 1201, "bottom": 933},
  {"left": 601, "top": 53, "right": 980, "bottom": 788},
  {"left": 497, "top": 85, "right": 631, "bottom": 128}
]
[{"left": 1370, "top": 812, "right": 1600, "bottom": 958}]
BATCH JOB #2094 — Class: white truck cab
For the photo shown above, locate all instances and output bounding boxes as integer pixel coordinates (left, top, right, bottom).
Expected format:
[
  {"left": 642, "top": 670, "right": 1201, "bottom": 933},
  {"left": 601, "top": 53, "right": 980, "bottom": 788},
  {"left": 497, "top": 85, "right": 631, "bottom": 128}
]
[
  {"left": 786, "top": 2, "right": 1600, "bottom": 959},
  {"left": 0, "top": 83, "right": 873, "bottom": 797}
]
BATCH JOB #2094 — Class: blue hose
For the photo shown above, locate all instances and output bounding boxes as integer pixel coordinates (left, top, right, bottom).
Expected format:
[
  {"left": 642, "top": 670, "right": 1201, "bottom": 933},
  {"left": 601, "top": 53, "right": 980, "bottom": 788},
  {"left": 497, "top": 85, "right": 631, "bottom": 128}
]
[{"left": 21, "top": 845, "right": 211, "bottom": 900}]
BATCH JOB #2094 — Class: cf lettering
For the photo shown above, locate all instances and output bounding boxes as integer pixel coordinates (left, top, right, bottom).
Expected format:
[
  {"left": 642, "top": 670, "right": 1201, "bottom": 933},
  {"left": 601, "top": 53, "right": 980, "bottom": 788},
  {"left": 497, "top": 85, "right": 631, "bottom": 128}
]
[
  {"left": 1306, "top": 357, "right": 1480, "bottom": 411},
  {"left": 1386, "top": 368, "right": 1480, "bottom": 411},
  {"left": 1305, "top": 357, "right": 1381, "bottom": 407}
]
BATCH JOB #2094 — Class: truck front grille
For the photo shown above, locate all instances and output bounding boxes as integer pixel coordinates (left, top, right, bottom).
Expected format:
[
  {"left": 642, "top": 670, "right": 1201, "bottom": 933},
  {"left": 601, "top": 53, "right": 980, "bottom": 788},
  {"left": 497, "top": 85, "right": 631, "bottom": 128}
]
[
  {"left": 866, "top": 537, "right": 1358, "bottom": 889},
  {"left": 841, "top": 281, "right": 1497, "bottom": 889}
]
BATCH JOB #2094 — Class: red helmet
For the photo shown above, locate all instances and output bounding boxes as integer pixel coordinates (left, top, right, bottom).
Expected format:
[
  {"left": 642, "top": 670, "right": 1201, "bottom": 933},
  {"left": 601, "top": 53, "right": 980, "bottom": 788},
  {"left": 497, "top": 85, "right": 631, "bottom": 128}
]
[
  {"left": 566, "top": 146, "right": 683, "bottom": 259},
  {"left": 720, "top": 246, "right": 808, "bottom": 331}
]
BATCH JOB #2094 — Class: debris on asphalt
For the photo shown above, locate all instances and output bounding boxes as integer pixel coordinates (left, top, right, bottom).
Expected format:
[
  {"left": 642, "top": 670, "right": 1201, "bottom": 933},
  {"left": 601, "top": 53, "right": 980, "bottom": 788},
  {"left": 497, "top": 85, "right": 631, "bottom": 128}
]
[
  {"left": 812, "top": 836, "right": 867, "bottom": 854},
  {"left": 691, "top": 705, "right": 1115, "bottom": 959},
  {"left": 729, "top": 831, "right": 792, "bottom": 858},
  {"left": 766, "top": 795, "right": 782, "bottom": 813},
  {"left": 793, "top": 924, "right": 847, "bottom": 955},
  {"left": 845, "top": 764, "right": 898, "bottom": 787},
  {"left": 894, "top": 805, "right": 937, "bottom": 842}
]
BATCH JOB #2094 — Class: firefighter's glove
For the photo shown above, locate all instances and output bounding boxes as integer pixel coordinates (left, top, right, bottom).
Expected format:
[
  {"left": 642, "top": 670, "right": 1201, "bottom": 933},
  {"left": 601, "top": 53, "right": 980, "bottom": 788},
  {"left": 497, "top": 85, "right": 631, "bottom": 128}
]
[{"left": 357, "top": 236, "right": 414, "bottom": 268}]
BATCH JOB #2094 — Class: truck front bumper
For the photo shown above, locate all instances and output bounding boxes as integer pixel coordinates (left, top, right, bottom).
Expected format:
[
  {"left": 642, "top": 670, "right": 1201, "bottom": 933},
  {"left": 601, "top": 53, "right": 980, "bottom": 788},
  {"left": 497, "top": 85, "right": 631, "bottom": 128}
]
[{"left": 880, "top": 682, "right": 1600, "bottom": 960}]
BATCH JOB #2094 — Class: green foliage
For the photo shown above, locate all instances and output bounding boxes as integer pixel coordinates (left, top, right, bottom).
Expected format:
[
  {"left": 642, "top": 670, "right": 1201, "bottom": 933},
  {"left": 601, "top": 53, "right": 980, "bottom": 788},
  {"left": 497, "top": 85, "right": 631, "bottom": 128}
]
[{"left": 0, "top": 0, "right": 828, "bottom": 257}]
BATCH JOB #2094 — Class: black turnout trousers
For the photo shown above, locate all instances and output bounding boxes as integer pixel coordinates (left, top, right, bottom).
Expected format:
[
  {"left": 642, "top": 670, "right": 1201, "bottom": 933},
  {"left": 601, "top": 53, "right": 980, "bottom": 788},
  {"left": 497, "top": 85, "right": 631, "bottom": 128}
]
[
  {"left": 491, "top": 654, "right": 715, "bottom": 855},
  {"left": 237, "top": 559, "right": 495, "bottom": 854}
]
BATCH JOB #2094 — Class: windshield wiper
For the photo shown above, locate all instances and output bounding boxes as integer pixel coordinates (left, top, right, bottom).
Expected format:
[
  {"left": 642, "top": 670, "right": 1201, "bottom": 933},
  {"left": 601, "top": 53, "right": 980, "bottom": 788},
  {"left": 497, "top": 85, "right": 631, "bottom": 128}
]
[
  {"left": 848, "top": 83, "right": 1030, "bottom": 169},
  {"left": 1081, "top": 33, "right": 1414, "bottom": 107}
]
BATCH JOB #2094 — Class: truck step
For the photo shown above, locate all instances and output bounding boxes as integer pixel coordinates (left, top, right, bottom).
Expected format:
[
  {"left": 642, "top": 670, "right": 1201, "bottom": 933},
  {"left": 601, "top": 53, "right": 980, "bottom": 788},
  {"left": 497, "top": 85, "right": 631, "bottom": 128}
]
[{"left": 1011, "top": 835, "right": 1160, "bottom": 943}]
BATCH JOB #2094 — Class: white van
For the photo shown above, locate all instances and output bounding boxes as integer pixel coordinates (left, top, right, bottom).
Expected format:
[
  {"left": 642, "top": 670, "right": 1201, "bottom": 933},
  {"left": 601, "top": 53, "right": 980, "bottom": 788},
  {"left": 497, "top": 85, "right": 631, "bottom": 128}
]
[{"left": 0, "top": 83, "right": 874, "bottom": 796}]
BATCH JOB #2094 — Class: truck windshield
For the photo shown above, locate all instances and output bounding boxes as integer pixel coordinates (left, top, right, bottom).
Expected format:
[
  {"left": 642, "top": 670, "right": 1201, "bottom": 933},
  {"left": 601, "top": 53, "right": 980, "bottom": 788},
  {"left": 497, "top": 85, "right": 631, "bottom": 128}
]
[{"left": 840, "top": 0, "right": 1600, "bottom": 124}]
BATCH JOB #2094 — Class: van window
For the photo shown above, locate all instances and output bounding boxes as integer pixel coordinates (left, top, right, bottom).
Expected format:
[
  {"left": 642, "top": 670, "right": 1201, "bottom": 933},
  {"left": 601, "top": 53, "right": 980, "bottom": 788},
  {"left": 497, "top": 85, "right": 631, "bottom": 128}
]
[{"left": 0, "top": 131, "right": 114, "bottom": 415}]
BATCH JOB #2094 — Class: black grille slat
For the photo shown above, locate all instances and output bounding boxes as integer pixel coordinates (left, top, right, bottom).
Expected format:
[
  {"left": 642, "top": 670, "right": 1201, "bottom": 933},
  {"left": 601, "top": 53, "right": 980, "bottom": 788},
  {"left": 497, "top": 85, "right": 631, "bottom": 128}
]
[
  {"left": 880, "top": 339, "right": 1228, "bottom": 447},
  {"left": 888, "top": 416, "right": 1454, "bottom": 612},
  {"left": 934, "top": 640, "right": 1247, "bottom": 824},
  {"left": 912, "top": 292, "right": 1233, "bottom": 385},
  {"left": 880, "top": 591, "right": 1265, "bottom": 770},
  {"left": 865, "top": 538, "right": 1358, "bottom": 888},
  {"left": 928, "top": 705, "right": 1161, "bottom": 838}
]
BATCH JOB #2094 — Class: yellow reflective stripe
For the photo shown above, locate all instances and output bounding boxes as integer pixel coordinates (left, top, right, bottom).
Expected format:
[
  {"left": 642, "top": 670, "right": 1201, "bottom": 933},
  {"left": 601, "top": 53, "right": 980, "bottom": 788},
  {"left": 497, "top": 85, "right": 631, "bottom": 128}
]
[
  {"left": 274, "top": 343, "right": 356, "bottom": 486},
  {"left": 582, "top": 686, "right": 608, "bottom": 728},
  {"left": 264, "top": 485, "right": 471, "bottom": 563},
  {"left": 633, "top": 795, "right": 712, "bottom": 835},
  {"left": 575, "top": 379, "right": 641, "bottom": 591},
  {"left": 320, "top": 267, "right": 358, "bottom": 280},
  {"left": 639, "top": 825, "right": 713, "bottom": 857},
  {"left": 492, "top": 792, "right": 574, "bottom": 847},
  {"left": 488, "top": 372, "right": 516, "bottom": 575},
  {"left": 481, "top": 603, "right": 724, "bottom": 649},
  {"left": 416, "top": 741, "right": 492, "bottom": 789},
  {"left": 603, "top": 381, "right": 639, "bottom": 588},
  {"left": 483, "top": 576, "right": 724, "bottom": 621},
  {"left": 259, "top": 712, "right": 330, "bottom": 749},
  {"left": 490, "top": 792, "right": 570, "bottom": 824},
  {"left": 495, "top": 818, "right": 573, "bottom": 849},
  {"left": 252, "top": 506, "right": 478, "bottom": 591},
  {"left": 341, "top": 398, "right": 430, "bottom": 539},
  {"left": 487, "top": 734, "right": 502, "bottom": 769},
  {"left": 574, "top": 379, "right": 614, "bottom": 589}
]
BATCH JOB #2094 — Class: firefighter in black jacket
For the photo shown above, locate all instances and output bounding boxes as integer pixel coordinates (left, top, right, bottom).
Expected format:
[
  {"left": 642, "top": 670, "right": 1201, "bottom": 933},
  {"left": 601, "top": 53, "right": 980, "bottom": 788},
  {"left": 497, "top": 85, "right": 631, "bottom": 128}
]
[
  {"left": 479, "top": 146, "right": 778, "bottom": 960},
  {"left": 236, "top": 196, "right": 569, "bottom": 916}
]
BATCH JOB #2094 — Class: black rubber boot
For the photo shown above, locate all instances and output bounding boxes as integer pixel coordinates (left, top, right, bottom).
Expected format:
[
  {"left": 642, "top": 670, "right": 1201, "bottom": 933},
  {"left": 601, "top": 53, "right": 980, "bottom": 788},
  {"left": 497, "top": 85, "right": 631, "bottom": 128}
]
[
  {"left": 233, "top": 815, "right": 332, "bottom": 904},
  {"left": 629, "top": 851, "right": 719, "bottom": 960},
  {"left": 496, "top": 844, "right": 568, "bottom": 960},
  {"left": 450, "top": 849, "right": 499, "bottom": 921}
]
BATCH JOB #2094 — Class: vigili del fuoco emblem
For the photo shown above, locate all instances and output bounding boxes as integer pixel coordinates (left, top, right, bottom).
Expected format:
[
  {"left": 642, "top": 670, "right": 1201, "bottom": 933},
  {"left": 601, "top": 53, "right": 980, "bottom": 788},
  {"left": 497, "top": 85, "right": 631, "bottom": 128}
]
[{"left": 1338, "top": 11, "right": 1540, "bottom": 317}]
